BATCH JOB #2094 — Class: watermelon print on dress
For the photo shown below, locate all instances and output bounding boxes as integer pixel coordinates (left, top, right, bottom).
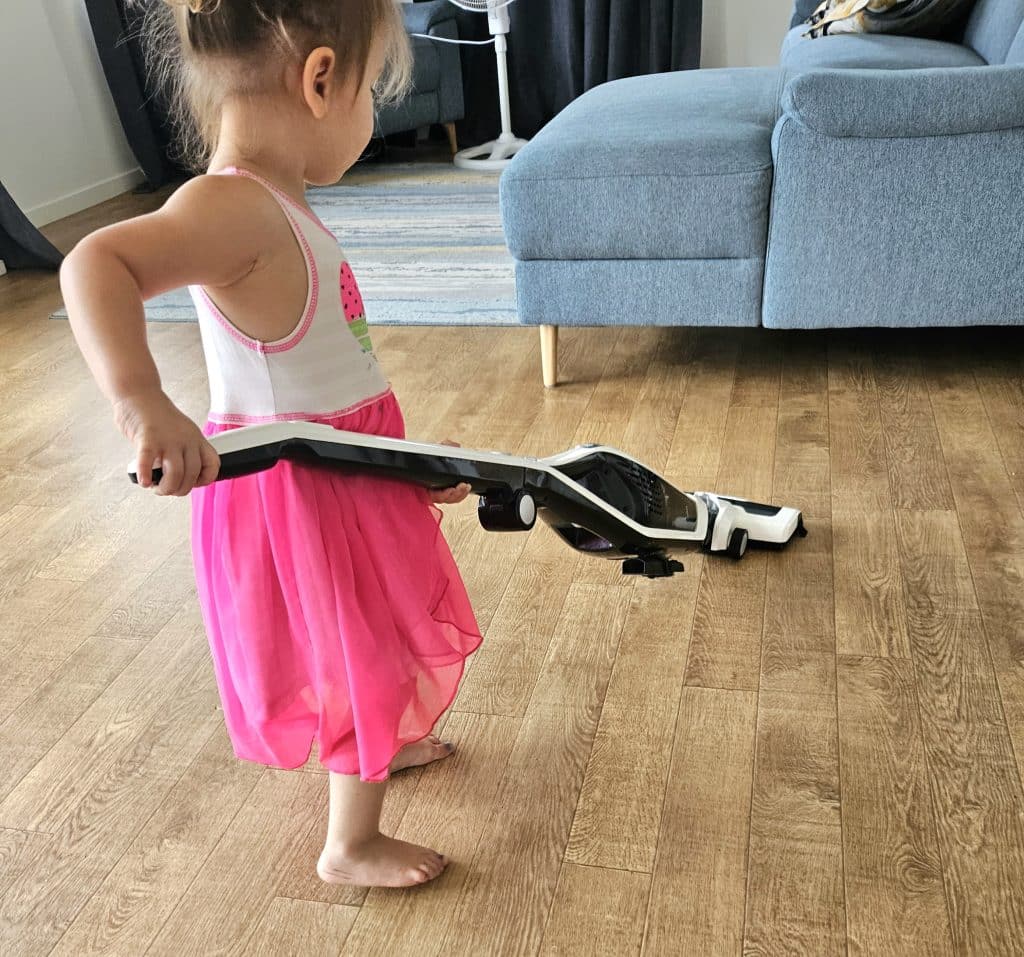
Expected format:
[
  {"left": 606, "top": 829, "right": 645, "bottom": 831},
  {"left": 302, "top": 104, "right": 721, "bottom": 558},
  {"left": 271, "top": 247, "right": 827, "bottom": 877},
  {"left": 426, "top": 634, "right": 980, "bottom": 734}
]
[{"left": 340, "top": 262, "right": 373, "bottom": 354}]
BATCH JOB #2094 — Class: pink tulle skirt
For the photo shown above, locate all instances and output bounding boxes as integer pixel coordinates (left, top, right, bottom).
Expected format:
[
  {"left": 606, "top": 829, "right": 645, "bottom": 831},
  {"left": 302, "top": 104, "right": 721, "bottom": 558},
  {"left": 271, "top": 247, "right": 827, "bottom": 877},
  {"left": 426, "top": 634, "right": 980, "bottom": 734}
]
[{"left": 190, "top": 392, "right": 481, "bottom": 782}]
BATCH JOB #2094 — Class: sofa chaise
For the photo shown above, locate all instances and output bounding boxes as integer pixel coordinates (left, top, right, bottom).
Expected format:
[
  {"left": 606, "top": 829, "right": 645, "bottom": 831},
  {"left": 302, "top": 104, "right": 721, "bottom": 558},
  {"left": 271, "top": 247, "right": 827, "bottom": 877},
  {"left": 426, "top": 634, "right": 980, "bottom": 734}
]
[{"left": 499, "top": 0, "right": 1024, "bottom": 385}]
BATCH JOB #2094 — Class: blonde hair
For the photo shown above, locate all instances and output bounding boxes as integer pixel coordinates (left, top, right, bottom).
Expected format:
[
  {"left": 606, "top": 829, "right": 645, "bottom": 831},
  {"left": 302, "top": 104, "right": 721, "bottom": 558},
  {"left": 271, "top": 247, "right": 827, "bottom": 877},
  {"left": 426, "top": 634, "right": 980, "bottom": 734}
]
[{"left": 142, "top": 0, "right": 412, "bottom": 170}]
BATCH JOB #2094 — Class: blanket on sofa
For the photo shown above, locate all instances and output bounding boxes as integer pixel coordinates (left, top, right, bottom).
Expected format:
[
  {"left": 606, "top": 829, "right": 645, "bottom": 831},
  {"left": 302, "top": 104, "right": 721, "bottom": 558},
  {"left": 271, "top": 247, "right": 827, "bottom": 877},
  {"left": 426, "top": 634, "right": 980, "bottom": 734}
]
[{"left": 805, "top": 0, "right": 976, "bottom": 38}]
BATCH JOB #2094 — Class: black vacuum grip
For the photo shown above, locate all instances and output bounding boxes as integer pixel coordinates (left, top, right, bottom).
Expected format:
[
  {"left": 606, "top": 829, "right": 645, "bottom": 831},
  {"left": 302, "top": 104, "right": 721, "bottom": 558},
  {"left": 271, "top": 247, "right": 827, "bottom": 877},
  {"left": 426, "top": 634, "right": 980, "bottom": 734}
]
[
  {"left": 129, "top": 451, "right": 277, "bottom": 486},
  {"left": 129, "top": 467, "right": 163, "bottom": 485}
]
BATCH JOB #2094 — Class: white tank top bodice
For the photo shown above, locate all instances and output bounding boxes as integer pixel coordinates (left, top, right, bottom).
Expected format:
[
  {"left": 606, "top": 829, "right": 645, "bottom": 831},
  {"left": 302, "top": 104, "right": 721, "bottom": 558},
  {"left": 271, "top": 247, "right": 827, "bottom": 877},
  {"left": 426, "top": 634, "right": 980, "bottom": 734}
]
[{"left": 189, "top": 167, "right": 389, "bottom": 426}]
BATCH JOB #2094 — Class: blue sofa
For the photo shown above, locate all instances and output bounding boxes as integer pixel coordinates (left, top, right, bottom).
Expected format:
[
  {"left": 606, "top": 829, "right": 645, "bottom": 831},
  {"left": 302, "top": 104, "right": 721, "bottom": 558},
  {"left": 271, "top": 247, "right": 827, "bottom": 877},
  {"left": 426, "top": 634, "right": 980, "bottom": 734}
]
[{"left": 499, "top": 0, "right": 1024, "bottom": 385}]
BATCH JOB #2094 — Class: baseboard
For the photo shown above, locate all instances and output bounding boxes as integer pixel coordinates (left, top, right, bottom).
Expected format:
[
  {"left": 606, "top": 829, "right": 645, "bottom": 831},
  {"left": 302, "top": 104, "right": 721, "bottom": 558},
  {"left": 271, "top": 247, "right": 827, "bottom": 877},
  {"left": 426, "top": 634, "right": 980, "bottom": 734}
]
[{"left": 26, "top": 168, "right": 147, "bottom": 227}]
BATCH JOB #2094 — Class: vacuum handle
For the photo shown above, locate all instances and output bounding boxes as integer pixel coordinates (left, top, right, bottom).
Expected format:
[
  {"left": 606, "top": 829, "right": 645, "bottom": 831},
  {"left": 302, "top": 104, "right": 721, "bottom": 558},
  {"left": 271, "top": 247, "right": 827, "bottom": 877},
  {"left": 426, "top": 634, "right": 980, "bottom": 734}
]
[
  {"left": 129, "top": 467, "right": 163, "bottom": 486},
  {"left": 127, "top": 435, "right": 531, "bottom": 493},
  {"left": 128, "top": 453, "right": 277, "bottom": 486}
]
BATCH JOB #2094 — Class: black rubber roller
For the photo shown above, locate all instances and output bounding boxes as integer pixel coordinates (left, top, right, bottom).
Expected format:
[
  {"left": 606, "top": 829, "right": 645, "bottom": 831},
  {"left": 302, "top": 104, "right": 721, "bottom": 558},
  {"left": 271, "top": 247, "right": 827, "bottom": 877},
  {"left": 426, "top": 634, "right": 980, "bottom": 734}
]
[{"left": 477, "top": 489, "right": 537, "bottom": 532}]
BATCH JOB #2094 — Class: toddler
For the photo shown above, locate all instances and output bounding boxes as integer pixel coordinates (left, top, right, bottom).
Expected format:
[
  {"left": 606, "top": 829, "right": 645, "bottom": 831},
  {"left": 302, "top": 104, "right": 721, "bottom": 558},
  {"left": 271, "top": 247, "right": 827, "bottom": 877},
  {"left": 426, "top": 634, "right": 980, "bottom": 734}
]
[{"left": 60, "top": 0, "right": 481, "bottom": 888}]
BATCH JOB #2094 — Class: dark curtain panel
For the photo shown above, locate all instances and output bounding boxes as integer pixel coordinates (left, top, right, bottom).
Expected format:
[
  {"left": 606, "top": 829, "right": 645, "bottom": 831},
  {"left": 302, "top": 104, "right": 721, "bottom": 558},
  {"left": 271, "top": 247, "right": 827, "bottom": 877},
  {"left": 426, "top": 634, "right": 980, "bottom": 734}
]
[
  {"left": 0, "top": 181, "right": 63, "bottom": 271},
  {"left": 85, "top": 0, "right": 184, "bottom": 189},
  {"left": 451, "top": 0, "right": 703, "bottom": 146}
]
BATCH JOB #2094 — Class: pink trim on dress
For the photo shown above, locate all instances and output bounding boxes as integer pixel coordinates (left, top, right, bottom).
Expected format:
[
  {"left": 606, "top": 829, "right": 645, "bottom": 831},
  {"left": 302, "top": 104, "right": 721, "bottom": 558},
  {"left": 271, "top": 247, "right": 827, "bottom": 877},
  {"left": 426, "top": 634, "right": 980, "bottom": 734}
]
[
  {"left": 221, "top": 166, "right": 339, "bottom": 242},
  {"left": 262, "top": 206, "right": 320, "bottom": 354},
  {"left": 196, "top": 286, "right": 261, "bottom": 351},
  {"left": 194, "top": 206, "right": 320, "bottom": 355},
  {"left": 208, "top": 387, "right": 394, "bottom": 426}
]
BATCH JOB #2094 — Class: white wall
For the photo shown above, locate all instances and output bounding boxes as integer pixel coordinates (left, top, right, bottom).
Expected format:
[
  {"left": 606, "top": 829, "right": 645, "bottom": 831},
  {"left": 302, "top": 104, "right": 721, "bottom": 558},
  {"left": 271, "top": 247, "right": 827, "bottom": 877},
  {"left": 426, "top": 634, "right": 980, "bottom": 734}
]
[
  {"left": 702, "top": 0, "right": 796, "bottom": 68},
  {"left": 0, "top": 0, "right": 143, "bottom": 227}
]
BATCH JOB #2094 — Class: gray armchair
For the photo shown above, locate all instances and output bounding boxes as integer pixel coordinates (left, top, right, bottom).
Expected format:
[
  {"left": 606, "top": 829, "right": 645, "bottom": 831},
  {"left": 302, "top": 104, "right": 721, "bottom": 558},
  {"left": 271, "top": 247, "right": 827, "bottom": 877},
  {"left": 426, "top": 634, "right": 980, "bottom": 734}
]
[{"left": 375, "top": 1, "right": 466, "bottom": 154}]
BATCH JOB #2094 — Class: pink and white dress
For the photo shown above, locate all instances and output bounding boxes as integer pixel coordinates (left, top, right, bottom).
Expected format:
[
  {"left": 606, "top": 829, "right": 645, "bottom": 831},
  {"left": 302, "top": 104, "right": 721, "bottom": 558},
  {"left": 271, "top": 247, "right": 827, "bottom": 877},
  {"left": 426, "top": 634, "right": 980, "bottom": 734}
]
[{"left": 189, "top": 167, "right": 481, "bottom": 782}]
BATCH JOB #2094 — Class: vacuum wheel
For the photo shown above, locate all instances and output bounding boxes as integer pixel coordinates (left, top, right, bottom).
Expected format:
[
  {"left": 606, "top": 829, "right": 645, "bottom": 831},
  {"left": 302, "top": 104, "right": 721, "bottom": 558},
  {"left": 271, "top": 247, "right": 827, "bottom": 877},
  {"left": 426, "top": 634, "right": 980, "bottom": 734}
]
[
  {"left": 515, "top": 490, "right": 537, "bottom": 529},
  {"left": 727, "top": 527, "right": 749, "bottom": 559},
  {"left": 478, "top": 489, "right": 537, "bottom": 532}
]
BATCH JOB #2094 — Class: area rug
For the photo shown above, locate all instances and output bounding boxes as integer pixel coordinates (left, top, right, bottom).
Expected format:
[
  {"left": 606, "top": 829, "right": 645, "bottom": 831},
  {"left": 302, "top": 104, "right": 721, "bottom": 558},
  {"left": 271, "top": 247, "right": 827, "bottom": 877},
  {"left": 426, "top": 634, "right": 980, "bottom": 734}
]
[{"left": 52, "top": 162, "right": 517, "bottom": 326}]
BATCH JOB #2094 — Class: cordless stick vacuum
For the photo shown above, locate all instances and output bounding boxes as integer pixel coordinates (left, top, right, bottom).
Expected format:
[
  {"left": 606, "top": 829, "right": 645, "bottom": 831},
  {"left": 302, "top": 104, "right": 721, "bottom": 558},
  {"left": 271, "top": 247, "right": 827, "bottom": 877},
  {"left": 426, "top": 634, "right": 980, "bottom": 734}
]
[{"left": 130, "top": 423, "right": 808, "bottom": 578}]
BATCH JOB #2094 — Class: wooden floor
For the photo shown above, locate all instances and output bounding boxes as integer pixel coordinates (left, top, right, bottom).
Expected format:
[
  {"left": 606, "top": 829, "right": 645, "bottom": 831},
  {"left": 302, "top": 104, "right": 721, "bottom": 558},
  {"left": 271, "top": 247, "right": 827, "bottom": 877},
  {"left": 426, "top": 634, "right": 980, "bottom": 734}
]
[{"left": 2, "top": 194, "right": 1024, "bottom": 956}]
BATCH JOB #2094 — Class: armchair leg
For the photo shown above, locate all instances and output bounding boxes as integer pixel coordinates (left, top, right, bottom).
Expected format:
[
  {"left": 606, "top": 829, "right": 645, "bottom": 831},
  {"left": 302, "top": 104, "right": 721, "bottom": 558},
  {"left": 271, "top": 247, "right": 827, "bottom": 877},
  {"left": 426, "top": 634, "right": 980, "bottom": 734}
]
[
  {"left": 540, "top": 325, "right": 558, "bottom": 388},
  {"left": 444, "top": 122, "right": 459, "bottom": 158}
]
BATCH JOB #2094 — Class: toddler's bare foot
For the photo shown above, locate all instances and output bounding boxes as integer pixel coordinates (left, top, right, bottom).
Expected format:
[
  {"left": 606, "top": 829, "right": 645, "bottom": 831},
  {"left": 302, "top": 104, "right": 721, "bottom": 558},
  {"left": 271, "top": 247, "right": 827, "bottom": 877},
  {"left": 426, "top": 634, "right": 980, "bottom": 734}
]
[
  {"left": 389, "top": 735, "right": 455, "bottom": 773},
  {"left": 317, "top": 835, "right": 449, "bottom": 888}
]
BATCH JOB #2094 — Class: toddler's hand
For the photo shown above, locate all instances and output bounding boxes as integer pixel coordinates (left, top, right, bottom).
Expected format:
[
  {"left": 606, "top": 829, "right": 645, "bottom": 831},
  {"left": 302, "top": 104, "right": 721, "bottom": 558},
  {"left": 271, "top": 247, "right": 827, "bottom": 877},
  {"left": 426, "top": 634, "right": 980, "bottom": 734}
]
[
  {"left": 115, "top": 390, "right": 220, "bottom": 496},
  {"left": 432, "top": 438, "right": 472, "bottom": 505},
  {"left": 431, "top": 483, "right": 472, "bottom": 505}
]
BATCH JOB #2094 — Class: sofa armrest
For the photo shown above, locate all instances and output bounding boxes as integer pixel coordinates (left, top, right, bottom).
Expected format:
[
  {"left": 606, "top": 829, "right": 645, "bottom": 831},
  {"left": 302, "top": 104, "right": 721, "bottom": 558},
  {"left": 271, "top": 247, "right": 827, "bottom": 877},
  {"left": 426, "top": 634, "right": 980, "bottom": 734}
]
[
  {"left": 781, "top": 65, "right": 1024, "bottom": 139},
  {"left": 403, "top": 0, "right": 458, "bottom": 36},
  {"left": 767, "top": 63, "right": 1024, "bottom": 331}
]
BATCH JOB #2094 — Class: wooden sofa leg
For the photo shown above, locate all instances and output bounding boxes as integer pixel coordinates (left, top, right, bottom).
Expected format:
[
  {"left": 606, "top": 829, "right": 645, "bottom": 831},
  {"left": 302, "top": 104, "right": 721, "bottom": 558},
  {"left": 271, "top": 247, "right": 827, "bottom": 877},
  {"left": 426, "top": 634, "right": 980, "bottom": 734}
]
[
  {"left": 444, "top": 122, "right": 459, "bottom": 157},
  {"left": 540, "top": 325, "right": 558, "bottom": 388}
]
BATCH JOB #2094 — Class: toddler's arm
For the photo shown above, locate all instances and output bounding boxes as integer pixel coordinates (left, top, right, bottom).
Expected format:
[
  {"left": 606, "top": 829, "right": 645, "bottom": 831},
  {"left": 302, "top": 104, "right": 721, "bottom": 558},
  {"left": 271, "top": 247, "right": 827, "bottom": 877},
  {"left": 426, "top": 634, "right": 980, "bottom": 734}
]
[{"left": 60, "top": 176, "right": 273, "bottom": 496}]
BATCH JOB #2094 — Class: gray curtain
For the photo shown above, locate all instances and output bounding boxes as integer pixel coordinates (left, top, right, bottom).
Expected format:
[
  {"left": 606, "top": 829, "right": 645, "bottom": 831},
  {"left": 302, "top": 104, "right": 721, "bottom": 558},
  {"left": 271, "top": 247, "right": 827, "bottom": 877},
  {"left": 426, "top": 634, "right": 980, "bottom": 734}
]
[
  {"left": 0, "top": 181, "right": 63, "bottom": 271},
  {"left": 85, "top": 0, "right": 183, "bottom": 189},
  {"left": 451, "top": 0, "right": 703, "bottom": 145}
]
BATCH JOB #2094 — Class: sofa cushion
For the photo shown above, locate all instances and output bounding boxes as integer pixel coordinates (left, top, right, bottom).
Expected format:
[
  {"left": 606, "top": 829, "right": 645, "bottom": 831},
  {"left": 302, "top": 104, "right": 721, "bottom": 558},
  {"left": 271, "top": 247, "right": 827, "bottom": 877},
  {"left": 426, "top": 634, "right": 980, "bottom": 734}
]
[
  {"left": 500, "top": 68, "right": 781, "bottom": 262},
  {"left": 963, "top": 0, "right": 1024, "bottom": 63},
  {"left": 781, "top": 26, "right": 985, "bottom": 68}
]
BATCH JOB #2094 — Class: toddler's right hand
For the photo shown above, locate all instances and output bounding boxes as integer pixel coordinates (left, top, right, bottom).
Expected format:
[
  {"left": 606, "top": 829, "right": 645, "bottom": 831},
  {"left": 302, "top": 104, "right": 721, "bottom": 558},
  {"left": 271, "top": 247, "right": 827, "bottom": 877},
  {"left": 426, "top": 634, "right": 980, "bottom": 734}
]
[{"left": 114, "top": 390, "right": 220, "bottom": 496}]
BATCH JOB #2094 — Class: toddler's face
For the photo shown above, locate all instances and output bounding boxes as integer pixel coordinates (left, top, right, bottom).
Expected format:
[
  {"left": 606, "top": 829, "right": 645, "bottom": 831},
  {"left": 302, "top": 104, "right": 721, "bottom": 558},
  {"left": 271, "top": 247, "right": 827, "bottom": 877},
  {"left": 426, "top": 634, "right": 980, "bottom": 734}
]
[{"left": 307, "top": 39, "right": 386, "bottom": 186}]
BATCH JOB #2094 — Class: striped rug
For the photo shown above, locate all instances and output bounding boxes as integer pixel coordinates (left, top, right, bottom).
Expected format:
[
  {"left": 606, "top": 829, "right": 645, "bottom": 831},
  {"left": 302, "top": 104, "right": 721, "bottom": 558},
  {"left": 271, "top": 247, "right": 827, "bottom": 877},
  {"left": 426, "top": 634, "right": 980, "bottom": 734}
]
[{"left": 54, "top": 162, "right": 518, "bottom": 326}]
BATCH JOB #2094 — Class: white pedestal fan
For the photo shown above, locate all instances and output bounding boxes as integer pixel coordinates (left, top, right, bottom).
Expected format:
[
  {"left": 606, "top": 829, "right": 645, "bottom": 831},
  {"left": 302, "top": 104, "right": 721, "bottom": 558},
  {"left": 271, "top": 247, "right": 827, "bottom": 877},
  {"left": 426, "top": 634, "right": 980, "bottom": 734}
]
[{"left": 436, "top": 0, "right": 529, "bottom": 171}]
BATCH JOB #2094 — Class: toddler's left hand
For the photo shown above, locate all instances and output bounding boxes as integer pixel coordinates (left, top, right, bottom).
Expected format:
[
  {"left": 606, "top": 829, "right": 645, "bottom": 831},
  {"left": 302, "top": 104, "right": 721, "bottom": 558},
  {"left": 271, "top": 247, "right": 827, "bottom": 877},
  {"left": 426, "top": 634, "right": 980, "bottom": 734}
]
[{"left": 431, "top": 439, "right": 472, "bottom": 505}]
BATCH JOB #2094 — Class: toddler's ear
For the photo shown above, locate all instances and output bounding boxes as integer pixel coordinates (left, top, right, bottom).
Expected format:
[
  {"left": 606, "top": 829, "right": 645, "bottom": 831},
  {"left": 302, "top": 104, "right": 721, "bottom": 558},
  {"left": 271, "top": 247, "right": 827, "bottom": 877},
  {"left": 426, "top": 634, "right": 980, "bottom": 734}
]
[{"left": 302, "top": 47, "right": 337, "bottom": 119}]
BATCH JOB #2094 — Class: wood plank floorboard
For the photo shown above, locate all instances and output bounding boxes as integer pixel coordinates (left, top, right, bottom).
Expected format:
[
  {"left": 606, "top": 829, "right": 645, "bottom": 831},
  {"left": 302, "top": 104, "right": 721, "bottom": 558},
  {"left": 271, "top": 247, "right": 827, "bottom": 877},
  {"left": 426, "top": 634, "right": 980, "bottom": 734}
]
[
  {"left": 684, "top": 332, "right": 780, "bottom": 691},
  {"left": 48, "top": 732, "right": 261, "bottom": 956},
  {"left": 440, "top": 584, "right": 633, "bottom": 956},
  {"left": 923, "top": 355, "right": 1024, "bottom": 774},
  {"left": 742, "top": 692, "right": 845, "bottom": 955},
  {"left": 837, "top": 655, "right": 953, "bottom": 955},
  {"left": 565, "top": 577, "right": 701, "bottom": 873},
  {"left": 1, "top": 194, "right": 1023, "bottom": 955},
  {"left": 828, "top": 341, "right": 911, "bottom": 659},
  {"left": 0, "top": 637, "right": 144, "bottom": 805},
  {"left": 248, "top": 897, "right": 360, "bottom": 956},
  {"left": 973, "top": 338, "right": 1024, "bottom": 515},
  {"left": 145, "top": 770, "right": 328, "bottom": 956},
  {"left": 895, "top": 509, "right": 1024, "bottom": 952},
  {"left": 540, "top": 863, "right": 650, "bottom": 956},
  {"left": 762, "top": 334, "right": 835, "bottom": 697},
  {"left": 643, "top": 686, "right": 758, "bottom": 956}
]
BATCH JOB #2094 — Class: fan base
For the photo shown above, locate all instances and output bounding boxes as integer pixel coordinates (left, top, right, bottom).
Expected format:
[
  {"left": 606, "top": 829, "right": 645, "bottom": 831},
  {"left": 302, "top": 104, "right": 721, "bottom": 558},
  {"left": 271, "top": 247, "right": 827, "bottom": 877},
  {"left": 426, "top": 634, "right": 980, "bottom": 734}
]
[{"left": 454, "top": 134, "right": 529, "bottom": 171}]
